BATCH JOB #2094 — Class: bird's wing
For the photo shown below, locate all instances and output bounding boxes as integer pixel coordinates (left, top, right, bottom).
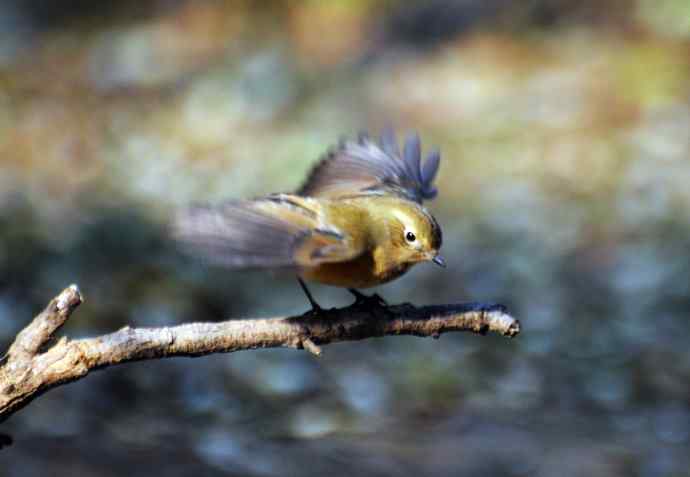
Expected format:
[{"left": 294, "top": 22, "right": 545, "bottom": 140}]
[
  {"left": 172, "top": 194, "right": 363, "bottom": 269},
  {"left": 298, "top": 129, "right": 440, "bottom": 204}
]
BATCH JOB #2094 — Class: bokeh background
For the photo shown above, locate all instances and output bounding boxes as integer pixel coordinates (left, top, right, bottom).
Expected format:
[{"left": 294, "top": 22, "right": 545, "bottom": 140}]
[{"left": 1, "top": 1, "right": 690, "bottom": 476}]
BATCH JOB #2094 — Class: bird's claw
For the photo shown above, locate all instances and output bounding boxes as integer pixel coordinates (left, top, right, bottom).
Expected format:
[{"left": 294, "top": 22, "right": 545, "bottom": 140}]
[
  {"left": 305, "top": 303, "right": 324, "bottom": 316},
  {"left": 348, "top": 289, "right": 388, "bottom": 309},
  {"left": 370, "top": 293, "right": 388, "bottom": 307}
]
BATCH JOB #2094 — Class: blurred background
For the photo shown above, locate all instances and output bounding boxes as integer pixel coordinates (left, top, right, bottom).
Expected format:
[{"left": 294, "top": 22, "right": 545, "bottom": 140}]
[{"left": 1, "top": 1, "right": 690, "bottom": 475}]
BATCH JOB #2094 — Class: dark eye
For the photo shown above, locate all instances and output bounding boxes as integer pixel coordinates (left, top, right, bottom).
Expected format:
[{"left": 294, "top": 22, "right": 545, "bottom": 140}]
[{"left": 405, "top": 231, "right": 416, "bottom": 243}]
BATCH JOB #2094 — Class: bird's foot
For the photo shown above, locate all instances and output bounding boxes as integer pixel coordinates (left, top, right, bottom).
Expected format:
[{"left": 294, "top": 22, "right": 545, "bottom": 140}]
[
  {"left": 305, "top": 302, "right": 324, "bottom": 317},
  {"left": 348, "top": 289, "right": 388, "bottom": 308}
]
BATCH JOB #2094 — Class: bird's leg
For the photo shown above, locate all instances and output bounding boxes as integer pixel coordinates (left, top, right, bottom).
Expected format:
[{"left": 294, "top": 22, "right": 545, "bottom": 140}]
[
  {"left": 348, "top": 288, "right": 368, "bottom": 304},
  {"left": 348, "top": 289, "right": 388, "bottom": 307},
  {"left": 298, "top": 278, "right": 323, "bottom": 314}
]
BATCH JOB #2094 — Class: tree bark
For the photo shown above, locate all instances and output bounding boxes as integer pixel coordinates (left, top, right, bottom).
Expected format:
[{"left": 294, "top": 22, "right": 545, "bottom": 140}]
[{"left": 0, "top": 285, "right": 520, "bottom": 423}]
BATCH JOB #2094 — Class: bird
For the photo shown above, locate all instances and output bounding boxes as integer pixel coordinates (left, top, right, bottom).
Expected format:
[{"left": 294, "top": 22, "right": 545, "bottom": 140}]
[{"left": 173, "top": 128, "right": 444, "bottom": 311}]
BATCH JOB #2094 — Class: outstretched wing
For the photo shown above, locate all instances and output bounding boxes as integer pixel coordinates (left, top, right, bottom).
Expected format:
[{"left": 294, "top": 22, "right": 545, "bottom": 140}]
[
  {"left": 172, "top": 195, "right": 361, "bottom": 269},
  {"left": 298, "top": 129, "right": 440, "bottom": 203}
]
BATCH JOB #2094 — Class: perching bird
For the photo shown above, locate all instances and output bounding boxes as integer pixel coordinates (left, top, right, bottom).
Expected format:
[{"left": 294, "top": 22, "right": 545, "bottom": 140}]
[{"left": 174, "top": 129, "right": 444, "bottom": 310}]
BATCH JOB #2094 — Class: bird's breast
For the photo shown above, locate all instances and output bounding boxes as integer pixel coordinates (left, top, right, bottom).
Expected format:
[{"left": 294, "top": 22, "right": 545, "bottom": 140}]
[{"left": 300, "top": 251, "right": 413, "bottom": 289}]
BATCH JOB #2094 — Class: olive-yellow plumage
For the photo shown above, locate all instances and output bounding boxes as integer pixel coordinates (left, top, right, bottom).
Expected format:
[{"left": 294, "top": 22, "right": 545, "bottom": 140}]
[{"left": 174, "top": 129, "right": 444, "bottom": 305}]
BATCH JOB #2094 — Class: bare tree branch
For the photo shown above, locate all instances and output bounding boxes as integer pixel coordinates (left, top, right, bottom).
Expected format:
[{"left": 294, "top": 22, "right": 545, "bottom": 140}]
[{"left": 0, "top": 285, "right": 520, "bottom": 423}]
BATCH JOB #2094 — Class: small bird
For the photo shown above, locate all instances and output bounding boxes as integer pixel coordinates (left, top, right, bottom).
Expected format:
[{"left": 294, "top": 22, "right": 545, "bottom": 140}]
[{"left": 174, "top": 129, "right": 444, "bottom": 310}]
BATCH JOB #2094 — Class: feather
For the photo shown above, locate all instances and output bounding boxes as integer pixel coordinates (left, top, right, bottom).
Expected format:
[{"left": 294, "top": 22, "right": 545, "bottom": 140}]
[
  {"left": 403, "top": 133, "right": 422, "bottom": 184},
  {"left": 172, "top": 197, "right": 358, "bottom": 269},
  {"left": 420, "top": 149, "right": 440, "bottom": 200},
  {"left": 298, "top": 129, "right": 441, "bottom": 204},
  {"left": 380, "top": 127, "right": 400, "bottom": 157}
]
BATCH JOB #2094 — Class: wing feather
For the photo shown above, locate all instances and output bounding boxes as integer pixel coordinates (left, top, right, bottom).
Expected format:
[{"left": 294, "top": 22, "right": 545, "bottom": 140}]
[
  {"left": 172, "top": 196, "right": 361, "bottom": 269},
  {"left": 298, "top": 129, "right": 440, "bottom": 203}
]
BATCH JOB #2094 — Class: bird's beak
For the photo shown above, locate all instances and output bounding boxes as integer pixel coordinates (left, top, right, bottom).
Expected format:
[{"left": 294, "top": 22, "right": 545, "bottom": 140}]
[{"left": 431, "top": 255, "right": 446, "bottom": 268}]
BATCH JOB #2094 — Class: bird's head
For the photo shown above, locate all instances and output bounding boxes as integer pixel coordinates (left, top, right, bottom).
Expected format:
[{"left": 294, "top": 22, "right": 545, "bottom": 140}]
[{"left": 376, "top": 200, "right": 444, "bottom": 268}]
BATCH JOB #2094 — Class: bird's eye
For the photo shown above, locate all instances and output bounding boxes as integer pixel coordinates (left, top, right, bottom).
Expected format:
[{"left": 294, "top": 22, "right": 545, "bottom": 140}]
[{"left": 405, "top": 231, "right": 416, "bottom": 243}]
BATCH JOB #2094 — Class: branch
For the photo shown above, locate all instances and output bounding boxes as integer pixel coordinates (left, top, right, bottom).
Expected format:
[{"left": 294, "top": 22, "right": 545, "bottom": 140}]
[{"left": 0, "top": 285, "right": 520, "bottom": 423}]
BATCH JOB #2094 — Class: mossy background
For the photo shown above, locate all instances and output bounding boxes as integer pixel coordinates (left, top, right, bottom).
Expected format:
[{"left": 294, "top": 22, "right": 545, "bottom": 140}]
[{"left": 1, "top": 1, "right": 690, "bottom": 475}]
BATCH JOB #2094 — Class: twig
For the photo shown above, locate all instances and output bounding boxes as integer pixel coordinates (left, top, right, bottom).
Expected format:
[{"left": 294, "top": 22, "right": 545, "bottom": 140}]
[{"left": 0, "top": 285, "right": 520, "bottom": 423}]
